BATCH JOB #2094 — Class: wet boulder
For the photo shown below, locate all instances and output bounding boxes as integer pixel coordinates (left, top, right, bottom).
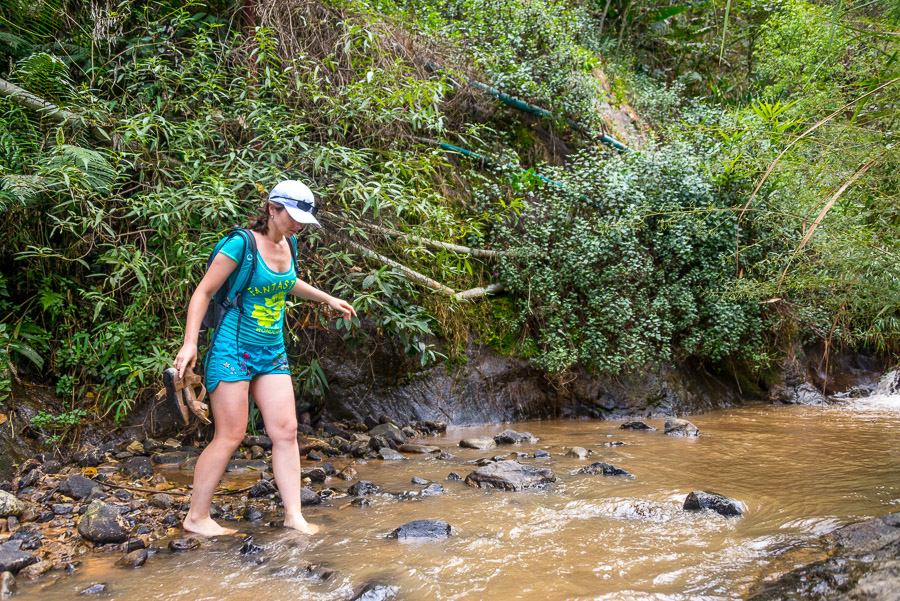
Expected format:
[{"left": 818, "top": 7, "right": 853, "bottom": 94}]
[
  {"left": 59, "top": 474, "right": 102, "bottom": 500},
  {"left": 368, "top": 423, "right": 407, "bottom": 447},
  {"left": 421, "top": 483, "right": 444, "bottom": 496},
  {"left": 169, "top": 538, "right": 201, "bottom": 552},
  {"left": 9, "top": 525, "right": 43, "bottom": 551},
  {"left": 465, "top": 460, "right": 556, "bottom": 491},
  {"left": 377, "top": 448, "right": 406, "bottom": 461},
  {"left": 18, "top": 560, "right": 51, "bottom": 580},
  {"left": 77, "top": 501, "right": 129, "bottom": 544},
  {"left": 683, "top": 491, "right": 743, "bottom": 517},
  {"left": 494, "top": 429, "right": 537, "bottom": 445},
  {"left": 534, "top": 450, "right": 551, "bottom": 459},
  {"left": 348, "top": 481, "right": 380, "bottom": 496},
  {"left": 249, "top": 480, "right": 277, "bottom": 498},
  {"left": 0, "top": 492, "right": 24, "bottom": 518},
  {"left": 576, "top": 462, "right": 633, "bottom": 477},
  {"left": 387, "top": 519, "right": 451, "bottom": 540},
  {"left": 0, "top": 541, "right": 37, "bottom": 574},
  {"left": 665, "top": 419, "right": 699, "bottom": 437},
  {"left": 620, "top": 421, "right": 656, "bottom": 431},
  {"left": 79, "top": 583, "right": 108, "bottom": 595},
  {"left": 459, "top": 437, "right": 496, "bottom": 450}
]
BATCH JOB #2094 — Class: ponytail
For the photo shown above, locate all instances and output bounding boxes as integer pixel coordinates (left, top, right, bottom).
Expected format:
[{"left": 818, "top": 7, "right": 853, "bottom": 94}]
[{"left": 248, "top": 201, "right": 284, "bottom": 234}]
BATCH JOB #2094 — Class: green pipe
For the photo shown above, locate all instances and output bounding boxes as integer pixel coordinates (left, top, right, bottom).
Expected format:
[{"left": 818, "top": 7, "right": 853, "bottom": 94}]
[
  {"left": 411, "top": 136, "right": 602, "bottom": 209},
  {"left": 465, "top": 79, "right": 629, "bottom": 153}
]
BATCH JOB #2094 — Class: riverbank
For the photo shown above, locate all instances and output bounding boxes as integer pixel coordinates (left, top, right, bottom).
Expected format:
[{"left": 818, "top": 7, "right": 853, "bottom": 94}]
[{"left": 5, "top": 403, "right": 900, "bottom": 600}]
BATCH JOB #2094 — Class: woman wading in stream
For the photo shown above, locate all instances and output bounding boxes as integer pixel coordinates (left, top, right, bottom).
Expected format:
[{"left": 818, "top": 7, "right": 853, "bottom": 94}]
[{"left": 173, "top": 180, "right": 356, "bottom": 537}]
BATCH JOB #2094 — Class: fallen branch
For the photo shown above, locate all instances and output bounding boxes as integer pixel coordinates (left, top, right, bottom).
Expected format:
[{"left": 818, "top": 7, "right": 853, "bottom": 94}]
[
  {"left": 337, "top": 234, "right": 457, "bottom": 295},
  {"left": 453, "top": 283, "right": 505, "bottom": 301}
]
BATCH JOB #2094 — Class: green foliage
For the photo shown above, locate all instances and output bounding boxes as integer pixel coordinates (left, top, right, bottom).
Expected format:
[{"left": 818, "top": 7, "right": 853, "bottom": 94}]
[{"left": 29, "top": 408, "right": 89, "bottom": 444}]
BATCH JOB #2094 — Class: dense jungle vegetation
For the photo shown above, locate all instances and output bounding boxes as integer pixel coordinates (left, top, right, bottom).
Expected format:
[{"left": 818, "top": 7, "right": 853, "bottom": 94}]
[{"left": 0, "top": 0, "right": 898, "bottom": 433}]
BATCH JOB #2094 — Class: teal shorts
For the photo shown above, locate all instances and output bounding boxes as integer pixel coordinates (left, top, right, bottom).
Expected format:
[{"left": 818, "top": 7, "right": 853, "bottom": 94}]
[{"left": 205, "top": 339, "right": 290, "bottom": 392}]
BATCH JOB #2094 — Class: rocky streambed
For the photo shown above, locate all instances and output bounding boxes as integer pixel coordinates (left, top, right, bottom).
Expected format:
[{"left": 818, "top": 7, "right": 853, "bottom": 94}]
[{"left": 4, "top": 403, "right": 900, "bottom": 600}]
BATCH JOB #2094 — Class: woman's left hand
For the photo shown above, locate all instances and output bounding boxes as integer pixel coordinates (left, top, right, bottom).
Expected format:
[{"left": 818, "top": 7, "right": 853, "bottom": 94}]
[{"left": 327, "top": 296, "right": 358, "bottom": 322}]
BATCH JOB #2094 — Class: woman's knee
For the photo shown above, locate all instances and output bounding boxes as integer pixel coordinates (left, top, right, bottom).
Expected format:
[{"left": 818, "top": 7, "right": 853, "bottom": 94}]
[
  {"left": 212, "top": 425, "right": 247, "bottom": 448},
  {"left": 266, "top": 417, "right": 298, "bottom": 444}
]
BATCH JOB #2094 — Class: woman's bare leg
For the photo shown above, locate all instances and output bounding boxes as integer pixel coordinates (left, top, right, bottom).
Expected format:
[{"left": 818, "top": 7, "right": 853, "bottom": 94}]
[
  {"left": 183, "top": 380, "right": 250, "bottom": 536},
  {"left": 250, "top": 373, "right": 318, "bottom": 534}
]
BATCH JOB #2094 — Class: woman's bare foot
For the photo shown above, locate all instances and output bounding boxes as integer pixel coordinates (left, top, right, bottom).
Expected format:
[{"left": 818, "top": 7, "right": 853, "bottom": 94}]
[
  {"left": 183, "top": 515, "right": 238, "bottom": 537},
  {"left": 284, "top": 515, "right": 320, "bottom": 535}
]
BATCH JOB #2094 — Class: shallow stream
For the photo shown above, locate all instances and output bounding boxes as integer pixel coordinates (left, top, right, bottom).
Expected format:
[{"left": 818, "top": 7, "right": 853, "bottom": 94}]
[{"left": 21, "top": 399, "right": 900, "bottom": 601}]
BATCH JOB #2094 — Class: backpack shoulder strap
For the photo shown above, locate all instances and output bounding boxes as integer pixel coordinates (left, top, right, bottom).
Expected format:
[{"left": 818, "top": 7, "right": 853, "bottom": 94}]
[
  {"left": 229, "top": 227, "right": 258, "bottom": 304},
  {"left": 288, "top": 235, "right": 297, "bottom": 272}
]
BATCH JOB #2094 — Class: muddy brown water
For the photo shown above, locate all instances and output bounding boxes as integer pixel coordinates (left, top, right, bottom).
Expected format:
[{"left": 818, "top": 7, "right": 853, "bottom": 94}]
[{"left": 21, "top": 400, "right": 900, "bottom": 601}]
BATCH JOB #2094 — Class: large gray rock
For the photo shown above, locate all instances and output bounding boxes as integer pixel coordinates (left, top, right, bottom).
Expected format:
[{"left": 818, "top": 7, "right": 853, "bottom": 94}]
[
  {"left": 123, "top": 456, "right": 153, "bottom": 478},
  {"left": 301, "top": 487, "right": 321, "bottom": 506},
  {"left": 0, "top": 492, "right": 24, "bottom": 518},
  {"left": 386, "top": 520, "right": 451, "bottom": 540},
  {"left": 77, "top": 501, "right": 129, "bottom": 544},
  {"left": 0, "top": 542, "right": 37, "bottom": 574},
  {"left": 368, "top": 423, "right": 407, "bottom": 446},
  {"left": 683, "top": 491, "right": 743, "bottom": 517},
  {"left": 465, "top": 460, "right": 556, "bottom": 491},
  {"left": 59, "top": 475, "right": 101, "bottom": 500},
  {"left": 348, "top": 481, "right": 380, "bottom": 496},
  {"left": 664, "top": 418, "right": 699, "bottom": 437}
]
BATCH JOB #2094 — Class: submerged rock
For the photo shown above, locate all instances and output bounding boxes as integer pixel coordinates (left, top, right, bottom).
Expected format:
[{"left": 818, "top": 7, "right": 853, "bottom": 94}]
[
  {"left": 387, "top": 520, "right": 451, "bottom": 540},
  {"left": 115, "top": 548, "right": 148, "bottom": 568},
  {"left": 349, "top": 583, "right": 399, "bottom": 601},
  {"left": 0, "top": 572, "right": 13, "bottom": 599},
  {"left": 494, "top": 429, "right": 537, "bottom": 445},
  {"left": 747, "top": 512, "right": 900, "bottom": 601},
  {"left": 576, "top": 462, "right": 633, "bottom": 477},
  {"left": 459, "top": 437, "right": 496, "bottom": 450},
  {"left": 168, "top": 538, "right": 201, "bottom": 552},
  {"left": 398, "top": 443, "right": 440, "bottom": 454},
  {"left": 664, "top": 419, "right": 699, "bottom": 437},
  {"left": 377, "top": 448, "right": 406, "bottom": 461},
  {"left": 683, "top": 491, "right": 743, "bottom": 517},
  {"left": 620, "top": 421, "right": 656, "bottom": 431},
  {"left": 18, "top": 560, "right": 51, "bottom": 580},
  {"left": 465, "top": 460, "right": 556, "bottom": 491},
  {"left": 78, "top": 583, "right": 108, "bottom": 595},
  {"left": 533, "top": 450, "right": 551, "bottom": 459},
  {"left": 77, "top": 501, "right": 128, "bottom": 544}
]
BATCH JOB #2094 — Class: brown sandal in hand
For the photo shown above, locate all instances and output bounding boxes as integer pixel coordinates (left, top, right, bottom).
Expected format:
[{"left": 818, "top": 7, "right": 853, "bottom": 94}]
[{"left": 157, "top": 366, "right": 211, "bottom": 425}]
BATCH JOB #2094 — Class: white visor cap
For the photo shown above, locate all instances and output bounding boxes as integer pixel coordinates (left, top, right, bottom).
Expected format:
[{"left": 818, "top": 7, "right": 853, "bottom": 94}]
[{"left": 268, "top": 180, "right": 320, "bottom": 226}]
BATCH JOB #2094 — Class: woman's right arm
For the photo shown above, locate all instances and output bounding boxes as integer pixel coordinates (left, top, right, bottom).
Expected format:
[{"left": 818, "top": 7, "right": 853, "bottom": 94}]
[{"left": 174, "top": 253, "right": 238, "bottom": 378}]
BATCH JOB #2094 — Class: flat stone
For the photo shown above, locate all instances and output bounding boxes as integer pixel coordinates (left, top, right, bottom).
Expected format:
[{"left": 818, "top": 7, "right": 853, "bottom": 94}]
[
  {"left": 565, "top": 447, "right": 590, "bottom": 459},
  {"left": 683, "top": 491, "right": 743, "bottom": 517},
  {"left": 0, "top": 541, "right": 37, "bottom": 574},
  {"left": 494, "top": 429, "right": 537, "bottom": 445},
  {"left": 0, "top": 492, "right": 24, "bottom": 519},
  {"left": 421, "top": 483, "right": 444, "bottom": 496},
  {"left": 150, "top": 451, "right": 195, "bottom": 466},
  {"left": 18, "top": 560, "right": 51, "bottom": 580},
  {"left": 665, "top": 419, "right": 699, "bottom": 437},
  {"left": 459, "top": 437, "right": 496, "bottom": 450},
  {"left": 79, "top": 583, "right": 108, "bottom": 595},
  {"left": 398, "top": 444, "right": 440, "bottom": 454},
  {"left": 533, "top": 450, "right": 551, "bottom": 459},
  {"left": 225, "top": 459, "right": 268, "bottom": 472},
  {"left": 411, "top": 476, "right": 429, "bottom": 486},
  {"left": 465, "top": 460, "right": 556, "bottom": 491},
  {"left": 77, "top": 501, "right": 128, "bottom": 544},
  {"left": 576, "top": 462, "right": 633, "bottom": 477},
  {"left": 387, "top": 519, "right": 451, "bottom": 540},
  {"left": 620, "top": 421, "right": 656, "bottom": 431},
  {"left": 377, "top": 448, "right": 406, "bottom": 461}
]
